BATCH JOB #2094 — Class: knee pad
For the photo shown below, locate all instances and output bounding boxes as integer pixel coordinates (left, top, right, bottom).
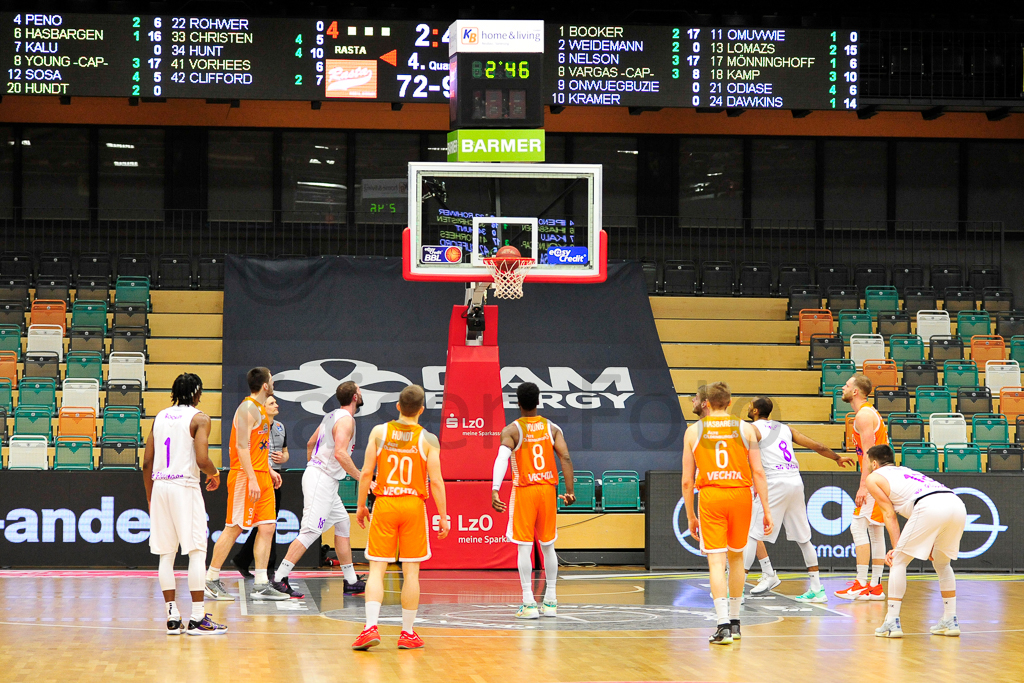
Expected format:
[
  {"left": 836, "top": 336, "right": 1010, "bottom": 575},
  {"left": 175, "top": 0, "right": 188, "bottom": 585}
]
[
  {"left": 868, "top": 524, "right": 886, "bottom": 559},
  {"left": 187, "top": 550, "right": 206, "bottom": 592},
  {"left": 296, "top": 528, "right": 322, "bottom": 550},
  {"left": 797, "top": 540, "right": 819, "bottom": 568},
  {"left": 742, "top": 537, "right": 758, "bottom": 571},
  {"left": 333, "top": 513, "right": 351, "bottom": 539},
  {"left": 850, "top": 516, "right": 869, "bottom": 547},
  {"left": 158, "top": 554, "right": 176, "bottom": 592},
  {"left": 933, "top": 557, "right": 956, "bottom": 592}
]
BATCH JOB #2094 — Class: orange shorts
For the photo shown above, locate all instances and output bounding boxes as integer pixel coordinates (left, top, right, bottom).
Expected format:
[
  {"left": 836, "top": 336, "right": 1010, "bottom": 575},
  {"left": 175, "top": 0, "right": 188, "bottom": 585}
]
[
  {"left": 365, "top": 495, "right": 431, "bottom": 563},
  {"left": 854, "top": 493, "right": 885, "bottom": 525},
  {"left": 225, "top": 469, "right": 276, "bottom": 530},
  {"left": 507, "top": 484, "right": 557, "bottom": 545},
  {"left": 697, "top": 486, "right": 753, "bottom": 554}
]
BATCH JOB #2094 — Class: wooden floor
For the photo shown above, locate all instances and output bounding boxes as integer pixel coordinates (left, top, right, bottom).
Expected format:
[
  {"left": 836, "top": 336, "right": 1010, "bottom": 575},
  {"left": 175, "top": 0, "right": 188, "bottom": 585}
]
[{"left": 0, "top": 569, "right": 1021, "bottom": 683}]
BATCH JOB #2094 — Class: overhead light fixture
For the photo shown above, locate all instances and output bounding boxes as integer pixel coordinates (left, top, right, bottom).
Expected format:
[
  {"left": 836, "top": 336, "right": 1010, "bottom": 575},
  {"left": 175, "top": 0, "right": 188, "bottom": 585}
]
[
  {"left": 105, "top": 142, "right": 135, "bottom": 149},
  {"left": 616, "top": 150, "right": 638, "bottom": 154},
  {"left": 309, "top": 158, "right": 321, "bottom": 164},
  {"left": 113, "top": 160, "right": 139, "bottom": 167},
  {"left": 326, "top": 159, "right": 335, "bottom": 164},
  {"left": 20, "top": 140, "right": 30, "bottom": 145},
  {"left": 297, "top": 181, "right": 346, "bottom": 189}
]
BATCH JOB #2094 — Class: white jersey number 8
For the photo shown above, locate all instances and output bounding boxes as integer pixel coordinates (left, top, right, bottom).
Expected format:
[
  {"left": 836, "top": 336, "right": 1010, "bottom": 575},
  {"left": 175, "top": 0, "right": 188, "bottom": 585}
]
[
  {"left": 715, "top": 440, "right": 729, "bottom": 469},
  {"left": 532, "top": 443, "right": 545, "bottom": 471},
  {"left": 385, "top": 454, "right": 413, "bottom": 486}
]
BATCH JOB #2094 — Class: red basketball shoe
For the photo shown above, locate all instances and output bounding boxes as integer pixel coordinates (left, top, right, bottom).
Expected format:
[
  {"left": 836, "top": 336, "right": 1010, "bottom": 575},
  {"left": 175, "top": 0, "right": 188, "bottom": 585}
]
[
  {"left": 834, "top": 580, "right": 870, "bottom": 600},
  {"left": 398, "top": 631, "right": 425, "bottom": 649},
  {"left": 352, "top": 626, "right": 381, "bottom": 650}
]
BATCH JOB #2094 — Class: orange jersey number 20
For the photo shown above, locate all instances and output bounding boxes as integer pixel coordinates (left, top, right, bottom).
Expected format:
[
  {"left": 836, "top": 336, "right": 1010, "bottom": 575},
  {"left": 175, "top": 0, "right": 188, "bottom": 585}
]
[{"left": 372, "top": 421, "right": 429, "bottom": 499}]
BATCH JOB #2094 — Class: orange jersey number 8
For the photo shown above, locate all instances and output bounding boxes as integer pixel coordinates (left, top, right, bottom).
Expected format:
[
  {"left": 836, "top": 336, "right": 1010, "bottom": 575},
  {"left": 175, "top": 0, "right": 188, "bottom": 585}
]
[
  {"left": 715, "top": 440, "right": 729, "bottom": 469},
  {"left": 386, "top": 454, "right": 414, "bottom": 486},
  {"left": 532, "top": 443, "right": 546, "bottom": 471}
]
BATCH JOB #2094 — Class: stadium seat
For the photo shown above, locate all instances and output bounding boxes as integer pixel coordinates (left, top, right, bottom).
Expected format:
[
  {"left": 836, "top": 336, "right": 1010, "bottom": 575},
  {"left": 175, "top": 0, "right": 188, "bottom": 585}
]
[
  {"left": 0, "top": 275, "right": 30, "bottom": 305},
  {"left": 0, "top": 252, "right": 34, "bottom": 280},
  {"left": 75, "top": 277, "right": 110, "bottom": 309},
  {"left": 971, "top": 413, "right": 1008, "bottom": 446},
  {"left": 874, "top": 386, "right": 910, "bottom": 415},
  {"left": 54, "top": 437, "right": 94, "bottom": 470},
  {"left": 24, "top": 352, "right": 60, "bottom": 384},
  {"left": 887, "top": 413, "right": 925, "bottom": 446},
  {"left": 99, "top": 441, "right": 140, "bottom": 470},
  {"left": 105, "top": 379, "right": 144, "bottom": 416},
  {"left": 902, "top": 361, "right": 938, "bottom": 393},
  {"left": 0, "top": 406, "right": 7, "bottom": 444},
  {"left": 0, "top": 377, "right": 12, "bottom": 412},
  {"left": 986, "top": 444, "right": 1023, "bottom": 472},
  {"left": 788, "top": 286, "right": 822, "bottom": 319},
  {"left": 663, "top": 260, "right": 697, "bottom": 295},
  {"left": 956, "top": 387, "right": 992, "bottom": 417},
  {"left": 558, "top": 471, "right": 596, "bottom": 511},
  {"left": 915, "top": 386, "right": 953, "bottom": 415},
  {"left": 101, "top": 407, "right": 142, "bottom": 444},
  {"left": 929, "top": 413, "right": 967, "bottom": 449},
  {"left": 0, "top": 324, "right": 21, "bottom": 359},
  {"left": 929, "top": 335, "right": 964, "bottom": 362},
  {"left": 66, "top": 351, "right": 104, "bottom": 386},
  {"left": 930, "top": 264, "right": 962, "bottom": 292},
  {"left": 17, "top": 378, "right": 57, "bottom": 411},
  {"left": 943, "top": 360, "right": 979, "bottom": 389},
  {"left": 889, "top": 334, "right": 925, "bottom": 368},
  {"left": 917, "top": 310, "right": 951, "bottom": 342},
  {"left": 864, "top": 286, "right": 898, "bottom": 313},
  {"left": 29, "top": 300, "right": 66, "bottom": 333},
  {"left": 985, "top": 360, "right": 1021, "bottom": 394},
  {"left": 797, "top": 309, "right": 833, "bottom": 345},
  {"left": 839, "top": 310, "right": 873, "bottom": 342},
  {"left": 69, "top": 327, "right": 105, "bottom": 357},
  {"left": 971, "top": 335, "right": 1005, "bottom": 364},
  {"left": 158, "top": 255, "right": 194, "bottom": 290},
  {"left": 738, "top": 262, "right": 772, "bottom": 297},
  {"left": 944, "top": 444, "right": 982, "bottom": 473},
  {"left": 968, "top": 265, "right": 1000, "bottom": 291},
  {"left": 113, "top": 303, "right": 148, "bottom": 332},
  {"left": 957, "top": 311, "right": 991, "bottom": 340},
  {"left": 7, "top": 435, "right": 49, "bottom": 469},
  {"left": 877, "top": 311, "right": 911, "bottom": 339},
  {"left": 0, "top": 301, "right": 27, "bottom": 331},
  {"left": 37, "top": 252, "right": 73, "bottom": 283},
  {"left": 77, "top": 253, "right": 112, "bottom": 281},
  {"left": 821, "top": 359, "right": 856, "bottom": 395},
  {"left": 943, "top": 287, "right": 976, "bottom": 314},
  {"left": 35, "top": 277, "right": 71, "bottom": 305},
  {"left": 903, "top": 287, "right": 937, "bottom": 316},
  {"left": 863, "top": 359, "right": 898, "bottom": 391},
  {"left": 1010, "top": 336, "right": 1024, "bottom": 364},
  {"left": 816, "top": 263, "right": 851, "bottom": 290},
  {"left": 111, "top": 327, "right": 148, "bottom": 358},
  {"left": 843, "top": 412, "right": 857, "bottom": 451},
  {"left": 777, "top": 263, "right": 811, "bottom": 294},
  {"left": 999, "top": 388, "right": 1024, "bottom": 421},
  {"left": 982, "top": 288, "right": 1015, "bottom": 313},
  {"left": 57, "top": 406, "right": 96, "bottom": 441},
  {"left": 13, "top": 406, "right": 53, "bottom": 444},
  {"left": 338, "top": 479, "right": 358, "bottom": 507},
  {"left": 808, "top": 334, "right": 845, "bottom": 370},
  {"left": 641, "top": 259, "right": 658, "bottom": 294},
  {"left": 26, "top": 325, "right": 63, "bottom": 362},
  {"left": 116, "top": 254, "right": 152, "bottom": 281},
  {"left": 827, "top": 287, "right": 860, "bottom": 314},
  {"left": 0, "top": 352, "right": 17, "bottom": 391},
  {"left": 108, "top": 352, "right": 146, "bottom": 390},
  {"left": 995, "top": 311, "right": 1024, "bottom": 339},
  {"left": 850, "top": 333, "right": 885, "bottom": 369},
  {"left": 700, "top": 261, "right": 734, "bottom": 296},
  {"left": 901, "top": 442, "right": 940, "bottom": 472},
  {"left": 855, "top": 265, "right": 887, "bottom": 296},
  {"left": 891, "top": 265, "right": 924, "bottom": 295},
  {"left": 198, "top": 255, "right": 226, "bottom": 290},
  {"left": 114, "top": 276, "right": 151, "bottom": 311},
  {"left": 62, "top": 378, "right": 101, "bottom": 413},
  {"left": 600, "top": 471, "right": 641, "bottom": 510},
  {"left": 71, "top": 300, "right": 109, "bottom": 335},
  {"left": 832, "top": 388, "right": 851, "bottom": 422}
]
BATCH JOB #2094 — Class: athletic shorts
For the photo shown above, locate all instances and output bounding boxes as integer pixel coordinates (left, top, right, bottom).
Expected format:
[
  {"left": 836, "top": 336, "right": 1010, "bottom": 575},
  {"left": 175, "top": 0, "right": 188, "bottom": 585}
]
[
  {"left": 854, "top": 491, "right": 885, "bottom": 526},
  {"left": 749, "top": 476, "right": 812, "bottom": 544},
  {"left": 698, "top": 486, "right": 753, "bottom": 554},
  {"left": 299, "top": 467, "right": 349, "bottom": 537},
  {"left": 225, "top": 469, "right": 276, "bottom": 530},
  {"left": 895, "top": 493, "right": 967, "bottom": 561},
  {"left": 149, "top": 481, "right": 208, "bottom": 555},
  {"left": 365, "top": 495, "right": 430, "bottom": 563},
  {"left": 507, "top": 484, "right": 557, "bottom": 546}
]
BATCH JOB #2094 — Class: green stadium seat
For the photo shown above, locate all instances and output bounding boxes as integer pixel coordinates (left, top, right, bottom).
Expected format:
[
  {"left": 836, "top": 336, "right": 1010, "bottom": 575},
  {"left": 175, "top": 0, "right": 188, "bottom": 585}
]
[
  {"left": 17, "top": 378, "right": 57, "bottom": 412},
  {"left": 901, "top": 442, "right": 940, "bottom": 472},
  {"left": 838, "top": 309, "right": 873, "bottom": 342},
  {"left": 821, "top": 359, "right": 856, "bottom": 395},
  {"left": 66, "top": 351, "right": 104, "bottom": 386},
  {"left": 601, "top": 470, "right": 641, "bottom": 510},
  {"left": 114, "top": 277, "right": 152, "bottom": 311},
  {"left": 338, "top": 478, "right": 358, "bottom": 507},
  {"left": 13, "top": 406, "right": 53, "bottom": 443},
  {"left": 832, "top": 386, "right": 851, "bottom": 423},
  {"left": 71, "top": 300, "right": 108, "bottom": 336},
  {"left": 865, "top": 286, "right": 899, "bottom": 313},
  {"left": 914, "top": 386, "right": 952, "bottom": 415},
  {"left": 957, "top": 311, "right": 991, "bottom": 341},
  {"left": 101, "top": 406, "right": 142, "bottom": 443},
  {"left": 0, "top": 324, "right": 21, "bottom": 359},
  {"left": 943, "top": 360, "right": 979, "bottom": 389},
  {"left": 558, "top": 471, "right": 596, "bottom": 511},
  {"left": 944, "top": 444, "right": 982, "bottom": 473},
  {"left": 889, "top": 334, "right": 924, "bottom": 369},
  {"left": 0, "top": 377, "right": 11, "bottom": 412},
  {"left": 1009, "top": 335, "right": 1024, "bottom": 363},
  {"left": 54, "top": 437, "right": 94, "bottom": 470},
  {"left": 971, "top": 413, "right": 1008, "bottom": 446}
]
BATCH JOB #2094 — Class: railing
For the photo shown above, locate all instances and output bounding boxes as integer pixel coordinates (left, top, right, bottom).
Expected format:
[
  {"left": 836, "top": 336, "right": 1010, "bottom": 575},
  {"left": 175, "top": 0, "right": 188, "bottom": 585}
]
[{"left": 0, "top": 211, "right": 1004, "bottom": 275}]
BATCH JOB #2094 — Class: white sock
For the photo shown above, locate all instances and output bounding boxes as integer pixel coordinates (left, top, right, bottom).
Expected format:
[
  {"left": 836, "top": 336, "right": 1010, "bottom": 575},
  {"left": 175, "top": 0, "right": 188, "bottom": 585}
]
[
  {"left": 255, "top": 569, "right": 268, "bottom": 584},
  {"left": 714, "top": 597, "right": 729, "bottom": 625},
  {"left": 206, "top": 567, "right": 220, "bottom": 582},
  {"left": 402, "top": 608, "right": 417, "bottom": 633},
  {"left": 871, "top": 563, "right": 884, "bottom": 587},
  {"left": 856, "top": 564, "right": 868, "bottom": 584},
  {"left": 729, "top": 597, "right": 742, "bottom": 619},
  {"left": 275, "top": 560, "right": 295, "bottom": 583},
  {"left": 886, "top": 600, "right": 902, "bottom": 620},
  {"left": 518, "top": 544, "right": 535, "bottom": 604},
  {"left": 809, "top": 570, "right": 821, "bottom": 592},
  {"left": 759, "top": 557, "right": 774, "bottom": 576},
  {"left": 541, "top": 543, "right": 558, "bottom": 603},
  {"left": 166, "top": 601, "right": 179, "bottom": 619},
  {"left": 943, "top": 597, "right": 956, "bottom": 619},
  {"left": 341, "top": 563, "right": 357, "bottom": 584},
  {"left": 191, "top": 601, "right": 205, "bottom": 622},
  {"left": 365, "top": 601, "right": 381, "bottom": 628}
]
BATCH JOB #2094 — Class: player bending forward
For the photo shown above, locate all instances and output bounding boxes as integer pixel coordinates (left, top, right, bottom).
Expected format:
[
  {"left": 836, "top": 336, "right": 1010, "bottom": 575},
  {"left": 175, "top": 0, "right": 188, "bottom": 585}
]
[
  {"left": 491, "top": 382, "right": 575, "bottom": 619},
  {"left": 682, "top": 382, "right": 772, "bottom": 645},
  {"left": 743, "top": 397, "right": 856, "bottom": 603},
  {"left": 865, "top": 445, "right": 967, "bottom": 638},
  {"left": 352, "top": 385, "right": 449, "bottom": 651},
  {"left": 143, "top": 373, "right": 226, "bottom": 635}
]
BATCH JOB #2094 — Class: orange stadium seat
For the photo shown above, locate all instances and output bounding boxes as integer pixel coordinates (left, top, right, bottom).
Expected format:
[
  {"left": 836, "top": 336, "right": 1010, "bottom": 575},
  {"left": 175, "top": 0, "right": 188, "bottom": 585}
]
[
  {"left": 30, "top": 299, "right": 67, "bottom": 334},
  {"left": 999, "top": 387, "right": 1024, "bottom": 421},
  {"left": 862, "top": 359, "right": 898, "bottom": 393},
  {"left": 0, "top": 350, "right": 17, "bottom": 388},
  {"left": 57, "top": 406, "right": 96, "bottom": 441},
  {"left": 971, "top": 335, "right": 1005, "bottom": 364},
  {"left": 844, "top": 412, "right": 857, "bottom": 451},
  {"left": 797, "top": 309, "right": 833, "bottom": 345}
]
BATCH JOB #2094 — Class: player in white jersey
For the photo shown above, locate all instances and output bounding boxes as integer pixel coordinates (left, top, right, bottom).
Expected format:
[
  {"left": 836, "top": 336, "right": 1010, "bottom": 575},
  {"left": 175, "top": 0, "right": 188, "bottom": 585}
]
[
  {"left": 864, "top": 444, "right": 967, "bottom": 638},
  {"left": 142, "top": 373, "right": 226, "bottom": 636},
  {"left": 272, "top": 381, "right": 366, "bottom": 595},
  {"left": 742, "top": 397, "right": 856, "bottom": 603}
]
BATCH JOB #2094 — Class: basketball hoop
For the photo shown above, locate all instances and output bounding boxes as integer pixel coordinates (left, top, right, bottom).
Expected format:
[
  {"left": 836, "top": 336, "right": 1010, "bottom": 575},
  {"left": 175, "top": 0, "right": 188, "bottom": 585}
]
[{"left": 483, "top": 256, "right": 535, "bottom": 299}]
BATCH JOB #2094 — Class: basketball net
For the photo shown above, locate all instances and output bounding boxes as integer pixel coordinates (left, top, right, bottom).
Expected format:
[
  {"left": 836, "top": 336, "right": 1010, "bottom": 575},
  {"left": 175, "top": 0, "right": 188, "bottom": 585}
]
[{"left": 483, "top": 257, "right": 534, "bottom": 299}]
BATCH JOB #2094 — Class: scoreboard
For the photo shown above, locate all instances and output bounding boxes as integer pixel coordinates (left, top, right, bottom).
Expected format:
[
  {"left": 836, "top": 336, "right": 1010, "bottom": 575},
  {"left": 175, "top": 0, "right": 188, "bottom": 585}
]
[{"left": 1, "top": 13, "right": 860, "bottom": 110}]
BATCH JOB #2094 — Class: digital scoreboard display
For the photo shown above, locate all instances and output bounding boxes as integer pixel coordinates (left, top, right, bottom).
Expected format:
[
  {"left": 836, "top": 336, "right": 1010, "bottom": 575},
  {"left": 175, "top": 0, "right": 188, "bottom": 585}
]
[
  {"left": 1, "top": 12, "right": 452, "bottom": 102},
  {"left": 546, "top": 25, "right": 859, "bottom": 110}
]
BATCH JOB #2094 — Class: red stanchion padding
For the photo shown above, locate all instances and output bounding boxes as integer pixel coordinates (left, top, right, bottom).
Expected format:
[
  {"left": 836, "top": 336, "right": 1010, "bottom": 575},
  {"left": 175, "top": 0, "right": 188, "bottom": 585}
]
[{"left": 422, "top": 480, "right": 518, "bottom": 569}]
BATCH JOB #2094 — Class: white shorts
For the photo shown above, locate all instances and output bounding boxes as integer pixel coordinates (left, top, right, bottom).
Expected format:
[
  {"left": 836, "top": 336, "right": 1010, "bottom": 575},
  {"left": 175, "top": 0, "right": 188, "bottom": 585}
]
[
  {"left": 299, "top": 467, "right": 349, "bottom": 537},
  {"left": 895, "top": 493, "right": 967, "bottom": 561},
  {"left": 749, "top": 476, "right": 812, "bottom": 544},
  {"left": 149, "top": 481, "right": 208, "bottom": 555}
]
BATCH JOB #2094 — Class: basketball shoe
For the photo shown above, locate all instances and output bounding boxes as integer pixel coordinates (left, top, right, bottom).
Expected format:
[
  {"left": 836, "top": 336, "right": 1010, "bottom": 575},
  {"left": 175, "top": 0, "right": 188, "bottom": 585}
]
[
  {"left": 834, "top": 580, "right": 869, "bottom": 600},
  {"left": 516, "top": 603, "right": 540, "bottom": 619},
  {"left": 204, "top": 579, "right": 235, "bottom": 601},
  {"left": 166, "top": 616, "right": 184, "bottom": 635},
  {"left": 930, "top": 616, "right": 960, "bottom": 636},
  {"left": 352, "top": 626, "right": 381, "bottom": 650},
  {"left": 187, "top": 614, "right": 228, "bottom": 636},
  {"left": 709, "top": 623, "right": 733, "bottom": 645},
  {"left": 730, "top": 619, "right": 741, "bottom": 640},
  {"left": 858, "top": 584, "right": 885, "bottom": 601},
  {"left": 540, "top": 601, "right": 557, "bottom": 617},
  {"left": 874, "top": 617, "right": 903, "bottom": 638},
  {"left": 750, "top": 573, "right": 780, "bottom": 596},
  {"left": 398, "top": 631, "right": 425, "bottom": 649}
]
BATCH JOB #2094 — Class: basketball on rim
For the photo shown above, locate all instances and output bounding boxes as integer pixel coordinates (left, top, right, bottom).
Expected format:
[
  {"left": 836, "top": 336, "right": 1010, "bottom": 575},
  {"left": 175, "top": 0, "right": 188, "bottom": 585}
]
[{"left": 494, "top": 245, "right": 521, "bottom": 271}]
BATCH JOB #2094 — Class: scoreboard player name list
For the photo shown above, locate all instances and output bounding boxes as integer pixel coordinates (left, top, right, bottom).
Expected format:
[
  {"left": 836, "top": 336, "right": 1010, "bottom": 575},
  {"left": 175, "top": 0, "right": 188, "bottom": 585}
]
[{"left": 10, "top": 14, "right": 106, "bottom": 95}]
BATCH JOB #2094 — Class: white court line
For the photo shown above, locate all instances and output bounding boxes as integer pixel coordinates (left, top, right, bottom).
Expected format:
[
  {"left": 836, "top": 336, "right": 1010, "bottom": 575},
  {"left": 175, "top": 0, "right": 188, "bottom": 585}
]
[
  {"left": 383, "top": 585, "right": 646, "bottom": 598},
  {"left": 238, "top": 580, "right": 247, "bottom": 616}
]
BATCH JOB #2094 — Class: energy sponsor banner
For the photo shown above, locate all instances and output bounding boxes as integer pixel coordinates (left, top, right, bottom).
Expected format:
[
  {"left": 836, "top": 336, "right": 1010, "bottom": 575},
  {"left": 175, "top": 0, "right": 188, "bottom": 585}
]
[
  {"left": 223, "top": 256, "right": 684, "bottom": 481},
  {"left": 0, "top": 472, "right": 319, "bottom": 568},
  {"left": 646, "top": 471, "right": 1022, "bottom": 571}
]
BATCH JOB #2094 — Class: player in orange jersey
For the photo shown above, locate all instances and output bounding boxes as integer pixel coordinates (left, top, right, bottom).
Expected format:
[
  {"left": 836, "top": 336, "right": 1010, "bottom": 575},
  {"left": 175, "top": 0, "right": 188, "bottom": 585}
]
[
  {"left": 491, "top": 382, "right": 575, "bottom": 619},
  {"left": 834, "top": 373, "right": 889, "bottom": 601},
  {"left": 204, "top": 367, "right": 288, "bottom": 602},
  {"left": 352, "top": 385, "right": 449, "bottom": 651},
  {"left": 682, "top": 382, "right": 772, "bottom": 645}
]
